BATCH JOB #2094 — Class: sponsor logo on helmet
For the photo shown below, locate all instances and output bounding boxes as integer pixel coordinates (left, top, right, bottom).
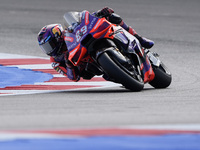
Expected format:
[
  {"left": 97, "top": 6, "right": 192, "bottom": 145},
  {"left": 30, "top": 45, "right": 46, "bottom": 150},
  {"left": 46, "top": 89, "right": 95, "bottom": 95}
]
[{"left": 52, "top": 26, "right": 61, "bottom": 36}]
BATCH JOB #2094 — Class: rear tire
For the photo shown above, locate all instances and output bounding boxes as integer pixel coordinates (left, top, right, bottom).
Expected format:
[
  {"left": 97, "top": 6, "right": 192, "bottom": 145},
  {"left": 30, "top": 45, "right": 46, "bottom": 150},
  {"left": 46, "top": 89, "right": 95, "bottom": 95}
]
[{"left": 97, "top": 51, "right": 144, "bottom": 91}]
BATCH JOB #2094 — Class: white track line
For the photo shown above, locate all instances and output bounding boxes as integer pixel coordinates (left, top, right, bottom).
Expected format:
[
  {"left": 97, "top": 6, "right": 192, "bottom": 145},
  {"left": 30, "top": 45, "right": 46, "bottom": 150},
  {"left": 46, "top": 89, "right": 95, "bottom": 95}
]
[
  {"left": 7, "top": 64, "right": 52, "bottom": 69},
  {"left": 34, "top": 81, "right": 118, "bottom": 86},
  {"left": 0, "top": 53, "right": 48, "bottom": 59}
]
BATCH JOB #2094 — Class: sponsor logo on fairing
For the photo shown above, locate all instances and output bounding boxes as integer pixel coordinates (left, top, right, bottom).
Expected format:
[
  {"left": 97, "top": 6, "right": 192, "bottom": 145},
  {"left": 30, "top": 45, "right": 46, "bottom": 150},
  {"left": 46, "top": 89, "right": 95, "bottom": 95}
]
[
  {"left": 64, "top": 37, "right": 74, "bottom": 42},
  {"left": 89, "top": 18, "right": 97, "bottom": 29},
  {"left": 85, "top": 11, "right": 90, "bottom": 25}
]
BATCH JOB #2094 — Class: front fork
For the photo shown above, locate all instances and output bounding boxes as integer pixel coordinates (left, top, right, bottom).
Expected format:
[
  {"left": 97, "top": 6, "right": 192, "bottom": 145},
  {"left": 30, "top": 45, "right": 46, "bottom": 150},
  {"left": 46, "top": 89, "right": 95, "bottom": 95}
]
[
  {"left": 145, "top": 49, "right": 161, "bottom": 67},
  {"left": 134, "top": 47, "right": 157, "bottom": 83}
]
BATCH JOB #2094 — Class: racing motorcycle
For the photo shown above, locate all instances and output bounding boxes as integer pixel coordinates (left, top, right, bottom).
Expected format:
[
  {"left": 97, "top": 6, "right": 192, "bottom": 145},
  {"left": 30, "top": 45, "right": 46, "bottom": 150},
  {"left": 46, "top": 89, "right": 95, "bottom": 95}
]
[{"left": 63, "top": 11, "right": 172, "bottom": 91}]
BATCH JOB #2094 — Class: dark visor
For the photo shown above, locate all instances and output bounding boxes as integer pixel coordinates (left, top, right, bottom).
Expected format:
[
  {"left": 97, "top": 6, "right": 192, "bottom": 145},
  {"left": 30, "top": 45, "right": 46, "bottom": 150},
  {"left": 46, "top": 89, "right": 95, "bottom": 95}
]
[{"left": 39, "top": 38, "right": 58, "bottom": 56}]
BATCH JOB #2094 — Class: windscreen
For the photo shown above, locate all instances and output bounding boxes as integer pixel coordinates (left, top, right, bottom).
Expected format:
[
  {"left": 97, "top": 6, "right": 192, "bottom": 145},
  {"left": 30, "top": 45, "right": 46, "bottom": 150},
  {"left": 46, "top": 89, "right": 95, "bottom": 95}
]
[{"left": 63, "top": 12, "right": 81, "bottom": 28}]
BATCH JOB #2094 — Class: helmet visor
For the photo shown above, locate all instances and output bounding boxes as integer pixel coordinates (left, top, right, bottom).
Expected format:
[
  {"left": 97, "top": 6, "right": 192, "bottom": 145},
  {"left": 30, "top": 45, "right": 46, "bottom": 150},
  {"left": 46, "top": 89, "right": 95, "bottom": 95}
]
[{"left": 39, "top": 38, "right": 58, "bottom": 56}]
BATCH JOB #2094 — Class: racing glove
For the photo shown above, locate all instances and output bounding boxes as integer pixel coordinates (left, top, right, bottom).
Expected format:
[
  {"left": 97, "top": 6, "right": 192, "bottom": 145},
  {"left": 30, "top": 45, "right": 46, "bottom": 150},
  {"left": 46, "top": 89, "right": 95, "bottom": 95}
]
[{"left": 96, "top": 7, "right": 114, "bottom": 17}]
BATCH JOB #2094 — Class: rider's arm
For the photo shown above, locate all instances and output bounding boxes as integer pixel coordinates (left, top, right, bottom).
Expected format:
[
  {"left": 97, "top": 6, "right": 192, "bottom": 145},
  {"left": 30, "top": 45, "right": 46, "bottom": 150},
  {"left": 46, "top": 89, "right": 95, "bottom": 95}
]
[
  {"left": 94, "top": 7, "right": 137, "bottom": 35},
  {"left": 93, "top": 7, "right": 153, "bottom": 48},
  {"left": 50, "top": 57, "right": 80, "bottom": 82},
  {"left": 93, "top": 7, "right": 114, "bottom": 19}
]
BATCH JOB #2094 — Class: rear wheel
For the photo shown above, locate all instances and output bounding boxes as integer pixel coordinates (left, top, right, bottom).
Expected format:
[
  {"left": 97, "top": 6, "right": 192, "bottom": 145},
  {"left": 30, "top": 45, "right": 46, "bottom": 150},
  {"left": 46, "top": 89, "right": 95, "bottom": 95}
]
[{"left": 97, "top": 50, "right": 144, "bottom": 91}]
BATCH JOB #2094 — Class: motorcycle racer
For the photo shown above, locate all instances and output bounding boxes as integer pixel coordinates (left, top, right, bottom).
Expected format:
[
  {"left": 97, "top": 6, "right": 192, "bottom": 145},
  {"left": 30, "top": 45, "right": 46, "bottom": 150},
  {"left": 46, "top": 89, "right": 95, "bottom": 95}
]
[{"left": 37, "top": 7, "right": 154, "bottom": 82}]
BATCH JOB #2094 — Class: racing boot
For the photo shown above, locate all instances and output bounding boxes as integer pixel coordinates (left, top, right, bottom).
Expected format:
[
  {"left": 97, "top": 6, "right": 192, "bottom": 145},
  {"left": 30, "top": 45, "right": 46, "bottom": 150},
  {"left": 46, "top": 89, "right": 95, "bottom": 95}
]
[
  {"left": 120, "top": 21, "right": 154, "bottom": 49},
  {"left": 134, "top": 34, "right": 154, "bottom": 49}
]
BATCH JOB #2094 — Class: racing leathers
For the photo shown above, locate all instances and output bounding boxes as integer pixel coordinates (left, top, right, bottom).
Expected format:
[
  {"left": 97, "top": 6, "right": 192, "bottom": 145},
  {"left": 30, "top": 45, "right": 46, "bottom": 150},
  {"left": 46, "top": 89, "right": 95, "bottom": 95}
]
[
  {"left": 50, "top": 7, "right": 154, "bottom": 82},
  {"left": 50, "top": 52, "right": 80, "bottom": 81}
]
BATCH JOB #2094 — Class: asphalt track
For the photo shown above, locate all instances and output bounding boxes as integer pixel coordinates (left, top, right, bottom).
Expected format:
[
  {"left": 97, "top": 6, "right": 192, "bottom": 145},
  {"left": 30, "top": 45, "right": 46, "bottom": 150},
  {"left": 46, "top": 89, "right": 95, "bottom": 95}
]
[{"left": 0, "top": 0, "right": 200, "bottom": 133}]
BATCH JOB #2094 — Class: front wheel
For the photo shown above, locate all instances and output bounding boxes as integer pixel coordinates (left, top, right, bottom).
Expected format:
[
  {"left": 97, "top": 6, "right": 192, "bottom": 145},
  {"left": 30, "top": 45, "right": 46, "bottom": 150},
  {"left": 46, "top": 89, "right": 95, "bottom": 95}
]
[
  {"left": 149, "top": 63, "right": 172, "bottom": 88},
  {"left": 97, "top": 51, "right": 144, "bottom": 91}
]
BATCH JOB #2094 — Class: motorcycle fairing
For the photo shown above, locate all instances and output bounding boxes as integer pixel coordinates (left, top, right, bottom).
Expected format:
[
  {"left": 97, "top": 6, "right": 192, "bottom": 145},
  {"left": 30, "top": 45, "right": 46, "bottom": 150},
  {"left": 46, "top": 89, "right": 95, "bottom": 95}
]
[
  {"left": 64, "top": 11, "right": 114, "bottom": 66},
  {"left": 63, "top": 10, "right": 155, "bottom": 83}
]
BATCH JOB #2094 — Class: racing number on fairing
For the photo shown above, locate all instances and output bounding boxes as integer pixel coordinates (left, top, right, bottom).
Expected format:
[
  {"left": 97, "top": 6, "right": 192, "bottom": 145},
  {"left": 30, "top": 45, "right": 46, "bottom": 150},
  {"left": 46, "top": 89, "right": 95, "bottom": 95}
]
[{"left": 76, "top": 25, "right": 87, "bottom": 42}]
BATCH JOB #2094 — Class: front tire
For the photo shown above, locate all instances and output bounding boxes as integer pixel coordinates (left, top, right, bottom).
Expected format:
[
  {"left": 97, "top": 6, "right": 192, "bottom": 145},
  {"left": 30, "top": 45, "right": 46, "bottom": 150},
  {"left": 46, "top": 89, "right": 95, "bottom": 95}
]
[
  {"left": 149, "top": 63, "right": 172, "bottom": 88},
  {"left": 97, "top": 51, "right": 144, "bottom": 91}
]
